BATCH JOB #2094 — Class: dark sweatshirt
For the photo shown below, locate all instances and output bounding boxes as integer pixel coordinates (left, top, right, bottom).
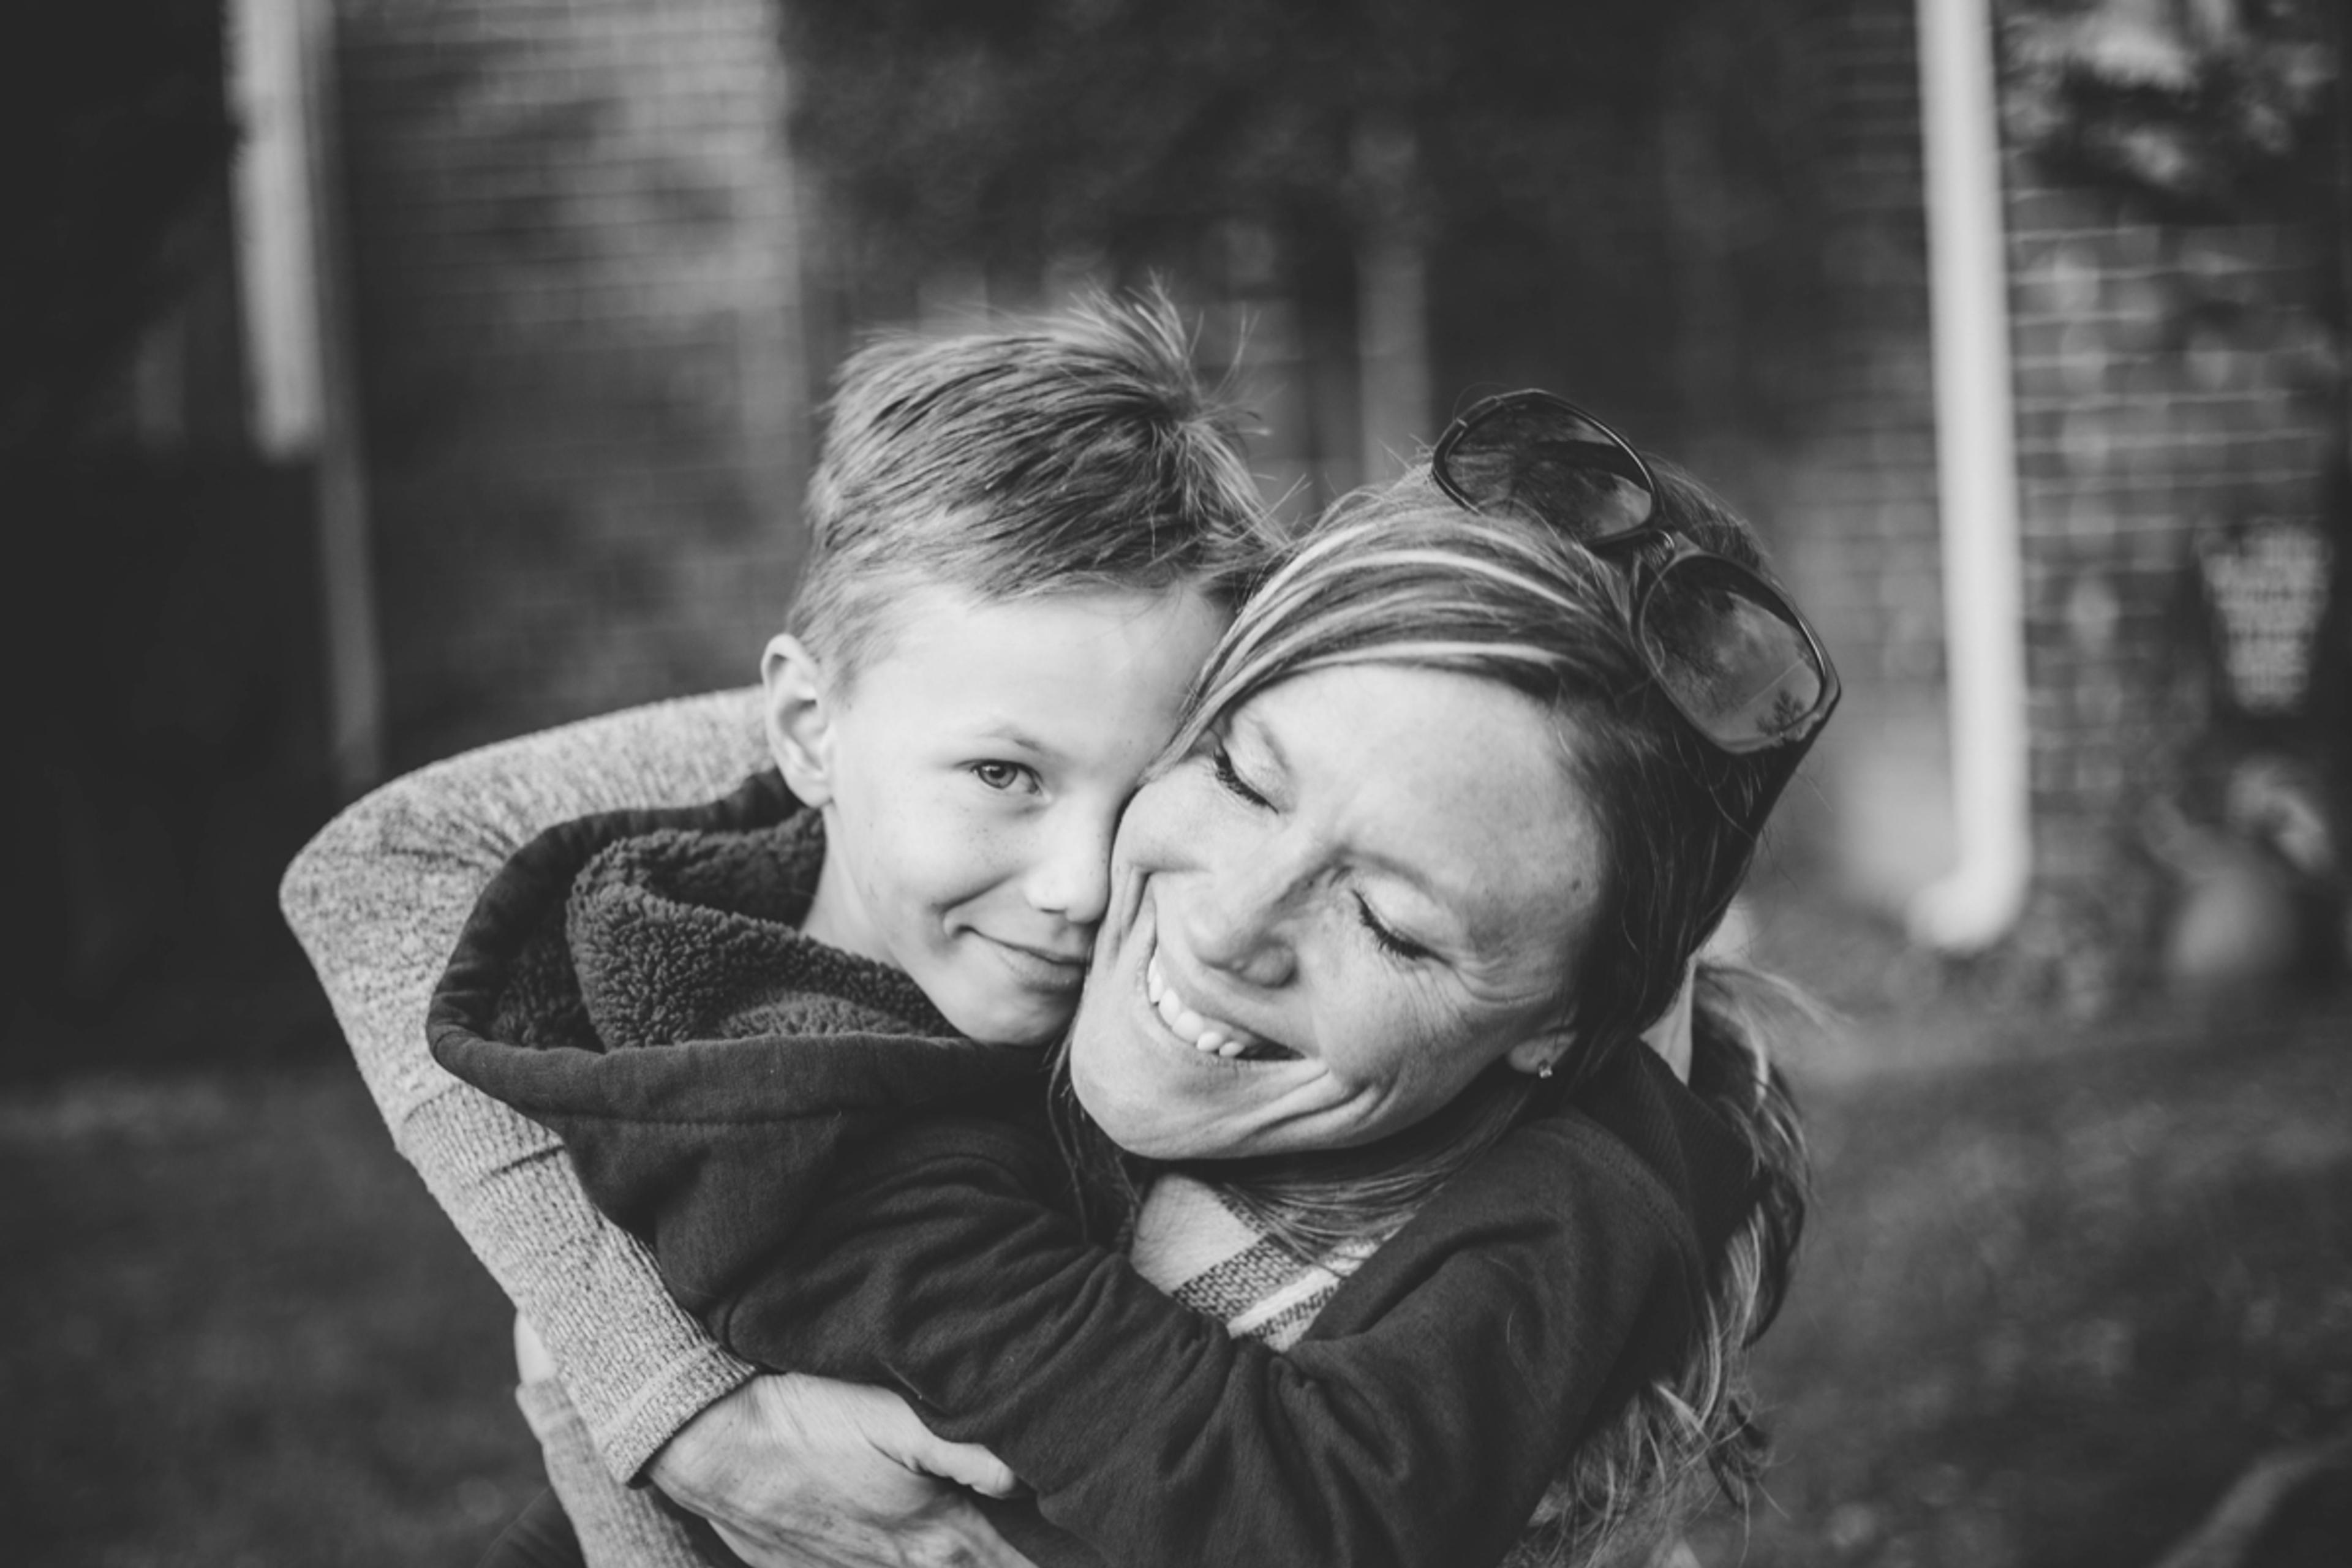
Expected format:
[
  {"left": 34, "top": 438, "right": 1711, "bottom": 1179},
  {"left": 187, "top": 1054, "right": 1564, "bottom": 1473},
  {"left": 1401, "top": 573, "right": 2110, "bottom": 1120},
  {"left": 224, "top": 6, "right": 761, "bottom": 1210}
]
[{"left": 430, "top": 772, "right": 1758, "bottom": 1568}]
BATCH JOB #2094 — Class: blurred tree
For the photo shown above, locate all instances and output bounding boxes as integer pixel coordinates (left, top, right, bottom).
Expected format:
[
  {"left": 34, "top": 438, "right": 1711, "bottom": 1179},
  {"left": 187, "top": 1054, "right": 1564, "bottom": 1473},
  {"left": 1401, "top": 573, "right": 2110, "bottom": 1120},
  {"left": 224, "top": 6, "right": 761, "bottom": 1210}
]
[
  {"left": 785, "top": 0, "right": 1705, "bottom": 251},
  {"left": 779, "top": 0, "right": 1778, "bottom": 455},
  {"left": 0, "top": 1, "right": 236, "bottom": 470},
  {"left": 0, "top": 2, "right": 295, "bottom": 1028},
  {"left": 2000, "top": 0, "right": 2338, "bottom": 218}
]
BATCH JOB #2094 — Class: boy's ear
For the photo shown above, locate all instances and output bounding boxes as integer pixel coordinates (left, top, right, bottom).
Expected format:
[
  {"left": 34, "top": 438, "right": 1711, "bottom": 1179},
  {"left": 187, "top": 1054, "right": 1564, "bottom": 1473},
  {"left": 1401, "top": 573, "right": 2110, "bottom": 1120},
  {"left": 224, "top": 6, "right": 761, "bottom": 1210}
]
[{"left": 761, "top": 633, "right": 838, "bottom": 807}]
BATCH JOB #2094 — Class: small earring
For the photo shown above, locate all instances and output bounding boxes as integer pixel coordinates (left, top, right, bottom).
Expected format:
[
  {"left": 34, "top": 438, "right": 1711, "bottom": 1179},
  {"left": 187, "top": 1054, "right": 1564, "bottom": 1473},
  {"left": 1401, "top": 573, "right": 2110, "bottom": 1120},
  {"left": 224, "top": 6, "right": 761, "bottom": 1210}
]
[{"left": 1536, "top": 1059, "right": 1556, "bottom": 1080}]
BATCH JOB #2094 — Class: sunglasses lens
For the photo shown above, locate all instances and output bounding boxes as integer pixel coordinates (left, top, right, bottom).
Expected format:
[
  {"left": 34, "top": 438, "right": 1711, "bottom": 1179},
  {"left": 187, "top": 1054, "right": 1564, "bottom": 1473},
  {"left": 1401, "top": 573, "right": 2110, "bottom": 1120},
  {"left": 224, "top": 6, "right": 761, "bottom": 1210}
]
[
  {"left": 1444, "top": 400, "right": 1653, "bottom": 538},
  {"left": 1639, "top": 556, "right": 1828, "bottom": 748},
  {"left": 1440, "top": 393, "right": 1839, "bottom": 756}
]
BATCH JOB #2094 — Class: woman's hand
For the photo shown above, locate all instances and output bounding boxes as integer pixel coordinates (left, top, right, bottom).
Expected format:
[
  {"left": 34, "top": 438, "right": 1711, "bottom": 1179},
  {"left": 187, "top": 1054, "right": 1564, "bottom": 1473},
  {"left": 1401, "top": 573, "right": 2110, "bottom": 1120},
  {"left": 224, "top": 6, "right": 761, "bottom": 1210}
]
[{"left": 649, "top": 1373, "right": 1036, "bottom": 1568}]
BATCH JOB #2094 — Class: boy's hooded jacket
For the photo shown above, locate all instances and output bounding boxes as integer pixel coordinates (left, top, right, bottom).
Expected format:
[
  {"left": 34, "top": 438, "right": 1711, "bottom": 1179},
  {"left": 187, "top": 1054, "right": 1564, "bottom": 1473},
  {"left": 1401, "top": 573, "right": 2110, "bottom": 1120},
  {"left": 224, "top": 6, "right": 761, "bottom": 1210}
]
[{"left": 429, "top": 772, "right": 1761, "bottom": 1568}]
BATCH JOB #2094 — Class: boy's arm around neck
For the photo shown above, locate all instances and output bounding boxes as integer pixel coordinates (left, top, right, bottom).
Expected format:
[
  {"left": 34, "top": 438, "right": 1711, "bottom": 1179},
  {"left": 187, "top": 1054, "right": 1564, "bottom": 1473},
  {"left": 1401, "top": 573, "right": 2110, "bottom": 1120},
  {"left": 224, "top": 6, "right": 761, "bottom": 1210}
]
[{"left": 698, "top": 1098, "right": 1712, "bottom": 1568}]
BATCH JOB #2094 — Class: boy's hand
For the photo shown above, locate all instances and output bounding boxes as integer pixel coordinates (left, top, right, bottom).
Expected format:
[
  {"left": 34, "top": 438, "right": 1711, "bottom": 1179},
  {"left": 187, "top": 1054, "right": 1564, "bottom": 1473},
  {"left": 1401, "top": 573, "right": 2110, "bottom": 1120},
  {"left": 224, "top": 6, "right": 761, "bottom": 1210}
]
[{"left": 650, "top": 1373, "right": 1036, "bottom": 1568}]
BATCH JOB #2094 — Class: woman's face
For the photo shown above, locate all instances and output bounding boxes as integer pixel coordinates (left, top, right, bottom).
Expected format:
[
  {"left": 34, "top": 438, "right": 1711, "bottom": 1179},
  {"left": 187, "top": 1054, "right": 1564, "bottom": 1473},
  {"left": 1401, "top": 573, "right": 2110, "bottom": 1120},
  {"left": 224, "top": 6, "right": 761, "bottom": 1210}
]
[{"left": 1067, "top": 663, "right": 1605, "bottom": 1161}]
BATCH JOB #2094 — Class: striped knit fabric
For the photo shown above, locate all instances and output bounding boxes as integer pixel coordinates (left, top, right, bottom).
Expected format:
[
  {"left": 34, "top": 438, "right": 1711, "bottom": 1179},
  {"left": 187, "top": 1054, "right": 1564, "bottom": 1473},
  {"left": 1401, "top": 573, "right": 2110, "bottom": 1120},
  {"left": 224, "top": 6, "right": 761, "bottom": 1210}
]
[{"left": 1129, "top": 1173, "right": 1400, "bottom": 1350}]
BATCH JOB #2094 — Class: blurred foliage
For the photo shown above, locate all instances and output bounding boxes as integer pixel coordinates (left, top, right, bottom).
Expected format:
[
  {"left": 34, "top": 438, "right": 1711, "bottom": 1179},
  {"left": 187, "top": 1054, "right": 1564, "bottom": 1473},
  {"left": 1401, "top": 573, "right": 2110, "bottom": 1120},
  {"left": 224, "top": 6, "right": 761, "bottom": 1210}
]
[
  {"left": 782, "top": 0, "right": 1814, "bottom": 288},
  {"left": 2000, "top": 0, "right": 2340, "bottom": 219},
  {"left": 780, "top": 0, "right": 1836, "bottom": 454},
  {"left": 0, "top": 0, "right": 235, "bottom": 472}
]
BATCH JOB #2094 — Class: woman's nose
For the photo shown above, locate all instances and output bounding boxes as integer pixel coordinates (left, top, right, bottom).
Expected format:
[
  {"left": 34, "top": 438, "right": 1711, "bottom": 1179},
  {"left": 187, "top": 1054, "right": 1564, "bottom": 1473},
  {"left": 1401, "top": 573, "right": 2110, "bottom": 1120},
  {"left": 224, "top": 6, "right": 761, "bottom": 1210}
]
[
  {"left": 1177, "top": 858, "right": 1298, "bottom": 989},
  {"left": 1023, "top": 801, "right": 1115, "bottom": 929}
]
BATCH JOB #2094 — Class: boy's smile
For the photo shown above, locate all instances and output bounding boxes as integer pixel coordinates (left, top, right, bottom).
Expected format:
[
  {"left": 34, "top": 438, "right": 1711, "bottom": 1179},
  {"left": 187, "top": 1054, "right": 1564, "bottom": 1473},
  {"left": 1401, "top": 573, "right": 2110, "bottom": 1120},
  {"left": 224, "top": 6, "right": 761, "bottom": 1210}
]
[{"left": 769, "top": 581, "right": 1227, "bottom": 1046}]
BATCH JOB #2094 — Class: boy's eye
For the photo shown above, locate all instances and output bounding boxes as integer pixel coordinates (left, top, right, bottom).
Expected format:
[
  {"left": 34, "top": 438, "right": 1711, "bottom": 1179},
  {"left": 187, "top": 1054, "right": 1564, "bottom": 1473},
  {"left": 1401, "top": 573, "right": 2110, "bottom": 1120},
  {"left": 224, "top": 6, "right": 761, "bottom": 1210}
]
[
  {"left": 1208, "top": 740, "right": 1270, "bottom": 809},
  {"left": 1353, "top": 893, "right": 1432, "bottom": 963},
  {"left": 970, "top": 761, "right": 1038, "bottom": 794}
]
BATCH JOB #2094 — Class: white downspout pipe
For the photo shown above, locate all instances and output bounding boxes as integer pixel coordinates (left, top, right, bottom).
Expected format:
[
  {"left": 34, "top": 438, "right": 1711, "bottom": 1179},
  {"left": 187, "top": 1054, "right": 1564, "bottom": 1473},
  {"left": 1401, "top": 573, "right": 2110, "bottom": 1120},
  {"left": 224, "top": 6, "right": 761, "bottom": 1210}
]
[
  {"left": 230, "top": 0, "right": 385, "bottom": 795},
  {"left": 1907, "top": 0, "right": 2033, "bottom": 951}
]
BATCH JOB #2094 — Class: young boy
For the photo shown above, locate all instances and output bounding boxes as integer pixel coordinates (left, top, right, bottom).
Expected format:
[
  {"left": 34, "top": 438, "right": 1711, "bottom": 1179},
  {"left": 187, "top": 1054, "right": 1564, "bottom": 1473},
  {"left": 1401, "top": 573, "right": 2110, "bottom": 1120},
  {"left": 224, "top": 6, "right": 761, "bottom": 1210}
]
[{"left": 441, "top": 292, "right": 1276, "bottom": 1567}]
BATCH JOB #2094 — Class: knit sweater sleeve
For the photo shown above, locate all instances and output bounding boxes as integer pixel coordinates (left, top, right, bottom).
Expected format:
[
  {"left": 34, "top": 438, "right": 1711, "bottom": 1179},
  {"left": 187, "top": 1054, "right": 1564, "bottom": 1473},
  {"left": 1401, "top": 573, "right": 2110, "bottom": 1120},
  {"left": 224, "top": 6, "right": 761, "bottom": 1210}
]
[{"left": 277, "top": 688, "right": 774, "bottom": 1480}]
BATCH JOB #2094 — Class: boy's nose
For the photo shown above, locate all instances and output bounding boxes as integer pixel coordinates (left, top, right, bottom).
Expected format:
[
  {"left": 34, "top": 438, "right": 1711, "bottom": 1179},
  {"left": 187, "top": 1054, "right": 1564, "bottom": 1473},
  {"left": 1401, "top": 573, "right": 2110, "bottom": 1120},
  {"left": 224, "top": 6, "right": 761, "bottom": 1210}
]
[{"left": 1022, "top": 803, "right": 1115, "bottom": 929}]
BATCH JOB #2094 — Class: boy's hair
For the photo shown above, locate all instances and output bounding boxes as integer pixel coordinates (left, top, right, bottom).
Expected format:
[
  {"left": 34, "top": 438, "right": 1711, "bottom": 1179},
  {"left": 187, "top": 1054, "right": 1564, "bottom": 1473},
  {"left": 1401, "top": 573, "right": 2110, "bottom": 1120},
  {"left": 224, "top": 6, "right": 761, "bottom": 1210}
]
[{"left": 788, "top": 290, "right": 1278, "bottom": 680}]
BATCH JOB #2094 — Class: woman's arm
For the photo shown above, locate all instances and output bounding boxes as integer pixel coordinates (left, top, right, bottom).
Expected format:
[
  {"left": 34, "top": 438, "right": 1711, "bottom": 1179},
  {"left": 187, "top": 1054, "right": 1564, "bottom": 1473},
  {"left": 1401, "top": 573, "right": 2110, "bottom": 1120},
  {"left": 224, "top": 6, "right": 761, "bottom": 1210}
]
[{"left": 279, "top": 689, "right": 774, "bottom": 1473}]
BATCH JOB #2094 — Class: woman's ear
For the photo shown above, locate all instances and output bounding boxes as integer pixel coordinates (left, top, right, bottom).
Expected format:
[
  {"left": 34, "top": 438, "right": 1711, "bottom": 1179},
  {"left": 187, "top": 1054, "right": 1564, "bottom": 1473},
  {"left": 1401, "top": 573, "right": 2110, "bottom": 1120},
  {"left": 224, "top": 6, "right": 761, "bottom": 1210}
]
[
  {"left": 1506, "top": 1025, "right": 1577, "bottom": 1080},
  {"left": 762, "top": 633, "right": 837, "bottom": 807}
]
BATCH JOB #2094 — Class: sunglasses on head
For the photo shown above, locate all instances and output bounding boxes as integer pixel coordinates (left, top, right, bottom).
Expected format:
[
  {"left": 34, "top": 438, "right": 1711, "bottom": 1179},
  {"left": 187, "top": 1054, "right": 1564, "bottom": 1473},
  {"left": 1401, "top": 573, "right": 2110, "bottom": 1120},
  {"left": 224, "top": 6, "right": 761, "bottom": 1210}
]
[{"left": 1431, "top": 390, "right": 1841, "bottom": 762}]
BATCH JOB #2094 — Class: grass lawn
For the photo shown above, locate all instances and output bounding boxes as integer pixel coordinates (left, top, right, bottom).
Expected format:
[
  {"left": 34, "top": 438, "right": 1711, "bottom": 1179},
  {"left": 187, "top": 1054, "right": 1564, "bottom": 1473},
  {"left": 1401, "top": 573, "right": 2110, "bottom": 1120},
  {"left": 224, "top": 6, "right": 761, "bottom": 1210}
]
[
  {"left": 0, "top": 1068, "right": 539, "bottom": 1567},
  {"left": 1, "top": 989, "right": 2347, "bottom": 1566},
  {"left": 1697, "top": 997, "right": 2352, "bottom": 1568}
]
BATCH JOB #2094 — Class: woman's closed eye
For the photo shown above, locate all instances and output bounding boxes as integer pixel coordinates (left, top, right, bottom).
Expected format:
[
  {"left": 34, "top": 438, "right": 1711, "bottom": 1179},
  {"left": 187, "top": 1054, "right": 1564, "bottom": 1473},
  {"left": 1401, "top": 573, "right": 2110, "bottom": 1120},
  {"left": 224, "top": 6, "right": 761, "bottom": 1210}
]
[
  {"left": 1353, "top": 892, "right": 1433, "bottom": 963},
  {"left": 969, "top": 760, "right": 1041, "bottom": 794},
  {"left": 1208, "top": 739, "right": 1271, "bottom": 808}
]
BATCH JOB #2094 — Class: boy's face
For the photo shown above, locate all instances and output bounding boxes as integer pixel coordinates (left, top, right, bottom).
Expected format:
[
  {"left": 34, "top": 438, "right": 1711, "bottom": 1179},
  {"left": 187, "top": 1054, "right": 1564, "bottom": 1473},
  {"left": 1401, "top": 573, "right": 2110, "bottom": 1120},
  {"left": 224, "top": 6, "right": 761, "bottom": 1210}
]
[{"left": 770, "top": 580, "right": 1227, "bottom": 1046}]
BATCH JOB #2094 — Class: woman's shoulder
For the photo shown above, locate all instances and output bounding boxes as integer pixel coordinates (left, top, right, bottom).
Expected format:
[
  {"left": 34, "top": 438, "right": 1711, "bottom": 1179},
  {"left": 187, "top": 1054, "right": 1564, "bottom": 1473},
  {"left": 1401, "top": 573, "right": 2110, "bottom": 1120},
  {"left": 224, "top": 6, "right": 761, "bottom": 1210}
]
[
  {"left": 1306, "top": 1051, "right": 1744, "bottom": 1335},
  {"left": 1545, "top": 1046, "right": 1757, "bottom": 1263}
]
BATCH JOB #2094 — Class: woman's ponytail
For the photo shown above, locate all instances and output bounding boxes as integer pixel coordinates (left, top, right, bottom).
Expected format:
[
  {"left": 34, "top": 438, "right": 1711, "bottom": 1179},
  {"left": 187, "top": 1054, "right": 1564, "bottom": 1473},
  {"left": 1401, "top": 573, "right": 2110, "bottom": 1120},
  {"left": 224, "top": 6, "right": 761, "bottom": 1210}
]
[
  {"left": 1512, "top": 959, "right": 1815, "bottom": 1568},
  {"left": 1688, "top": 960, "right": 1811, "bottom": 1354}
]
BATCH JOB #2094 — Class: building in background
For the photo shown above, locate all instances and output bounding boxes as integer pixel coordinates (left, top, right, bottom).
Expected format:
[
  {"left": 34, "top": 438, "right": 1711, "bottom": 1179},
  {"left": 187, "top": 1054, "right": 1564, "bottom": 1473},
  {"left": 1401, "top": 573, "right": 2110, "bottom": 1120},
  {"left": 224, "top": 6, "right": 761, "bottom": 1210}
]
[
  {"left": 6, "top": 2, "right": 330, "bottom": 1027},
  {"left": 323, "top": 0, "right": 812, "bottom": 771},
  {"left": 1776, "top": 0, "right": 2345, "bottom": 1004},
  {"left": 246, "top": 0, "right": 2346, "bottom": 998}
]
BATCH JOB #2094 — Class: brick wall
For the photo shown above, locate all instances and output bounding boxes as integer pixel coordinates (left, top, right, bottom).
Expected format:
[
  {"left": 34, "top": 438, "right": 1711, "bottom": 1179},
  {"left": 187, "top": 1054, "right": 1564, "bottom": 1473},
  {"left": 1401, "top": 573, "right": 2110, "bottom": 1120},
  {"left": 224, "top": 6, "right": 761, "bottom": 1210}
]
[
  {"left": 317, "top": 0, "right": 2343, "bottom": 991},
  {"left": 1773, "top": 0, "right": 1951, "bottom": 907},
  {"left": 1776, "top": 0, "right": 2343, "bottom": 992},
  {"left": 2002, "top": 176, "right": 2340, "bottom": 980},
  {"left": 334, "top": 0, "right": 810, "bottom": 766}
]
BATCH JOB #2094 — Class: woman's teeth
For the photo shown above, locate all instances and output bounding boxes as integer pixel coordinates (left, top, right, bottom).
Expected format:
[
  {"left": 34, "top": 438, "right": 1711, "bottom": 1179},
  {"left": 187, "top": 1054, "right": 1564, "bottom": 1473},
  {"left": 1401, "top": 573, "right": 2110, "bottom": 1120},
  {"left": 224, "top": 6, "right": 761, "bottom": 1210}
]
[{"left": 1145, "top": 949, "right": 1288, "bottom": 1061}]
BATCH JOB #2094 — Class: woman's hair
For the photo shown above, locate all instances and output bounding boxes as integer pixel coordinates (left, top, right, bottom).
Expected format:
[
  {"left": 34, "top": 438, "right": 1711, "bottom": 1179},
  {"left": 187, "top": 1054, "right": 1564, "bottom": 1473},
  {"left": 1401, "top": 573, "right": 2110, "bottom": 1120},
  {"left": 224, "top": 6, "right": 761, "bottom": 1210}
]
[
  {"left": 1511, "top": 973, "right": 1812, "bottom": 1567},
  {"left": 1127, "top": 463, "right": 1818, "bottom": 1559},
  {"left": 1167, "top": 464, "right": 1784, "bottom": 1066}
]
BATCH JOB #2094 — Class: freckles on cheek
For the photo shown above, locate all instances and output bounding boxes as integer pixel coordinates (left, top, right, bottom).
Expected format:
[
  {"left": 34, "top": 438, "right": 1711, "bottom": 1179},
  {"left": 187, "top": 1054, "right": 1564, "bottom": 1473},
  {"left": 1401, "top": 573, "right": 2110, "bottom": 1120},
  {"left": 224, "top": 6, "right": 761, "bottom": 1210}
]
[{"left": 1374, "top": 1005, "right": 1476, "bottom": 1102}]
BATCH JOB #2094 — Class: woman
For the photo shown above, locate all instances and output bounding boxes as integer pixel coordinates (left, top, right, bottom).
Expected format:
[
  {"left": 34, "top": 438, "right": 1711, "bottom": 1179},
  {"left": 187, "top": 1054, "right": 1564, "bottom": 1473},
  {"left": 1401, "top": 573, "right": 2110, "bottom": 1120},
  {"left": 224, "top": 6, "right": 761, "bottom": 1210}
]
[{"left": 285, "top": 393, "right": 1834, "bottom": 1568}]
